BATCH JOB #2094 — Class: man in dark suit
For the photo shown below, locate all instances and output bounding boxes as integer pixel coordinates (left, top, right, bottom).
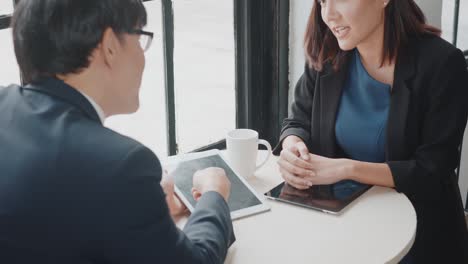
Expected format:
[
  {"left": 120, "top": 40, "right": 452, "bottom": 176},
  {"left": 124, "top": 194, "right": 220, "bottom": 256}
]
[{"left": 0, "top": 0, "right": 235, "bottom": 263}]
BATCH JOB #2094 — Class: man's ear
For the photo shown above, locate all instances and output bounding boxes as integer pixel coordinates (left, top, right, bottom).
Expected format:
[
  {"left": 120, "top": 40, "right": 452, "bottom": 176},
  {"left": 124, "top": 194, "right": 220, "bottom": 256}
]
[{"left": 100, "top": 28, "right": 119, "bottom": 68}]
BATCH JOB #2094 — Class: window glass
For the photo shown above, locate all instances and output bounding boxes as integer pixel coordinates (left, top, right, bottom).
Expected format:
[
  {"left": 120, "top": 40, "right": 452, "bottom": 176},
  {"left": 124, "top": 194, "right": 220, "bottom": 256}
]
[
  {"left": 173, "top": 0, "right": 235, "bottom": 152},
  {"left": 0, "top": 1, "right": 13, "bottom": 15},
  {"left": 442, "top": 0, "right": 468, "bottom": 50},
  {"left": 0, "top": 29, "right": 21, "bottom": 87}
]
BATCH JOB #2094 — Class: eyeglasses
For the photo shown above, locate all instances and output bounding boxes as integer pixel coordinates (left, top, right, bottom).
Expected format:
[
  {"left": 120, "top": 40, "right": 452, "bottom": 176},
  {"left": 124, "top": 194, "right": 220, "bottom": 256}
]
[{"left": 128, "top": 29, "right": 154, "bottom": 52}]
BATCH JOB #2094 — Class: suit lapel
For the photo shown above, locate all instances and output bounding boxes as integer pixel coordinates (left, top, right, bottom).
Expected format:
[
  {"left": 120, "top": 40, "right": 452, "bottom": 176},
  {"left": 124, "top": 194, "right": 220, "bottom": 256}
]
[
  {"left": 23, "top": 78, "right": 102, "bottom": 124},
  {"left": 386, "top": 40, "right": 416, "bottom": 160},
  {"left": 319, "top": 54, "right": 351, "bottom": 157}
]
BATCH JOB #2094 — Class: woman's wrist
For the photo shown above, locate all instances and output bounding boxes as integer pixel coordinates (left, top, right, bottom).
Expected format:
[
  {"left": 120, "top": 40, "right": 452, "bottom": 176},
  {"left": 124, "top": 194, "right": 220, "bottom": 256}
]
[
  {"left": 342, "top": 159, "right": 395, "bottom": 187},
  {"left": 344, "top": 159, "right": 359, "bottom": 181},
  {"left": 282, "top": 135, "right": 303, "bottom": 150}
]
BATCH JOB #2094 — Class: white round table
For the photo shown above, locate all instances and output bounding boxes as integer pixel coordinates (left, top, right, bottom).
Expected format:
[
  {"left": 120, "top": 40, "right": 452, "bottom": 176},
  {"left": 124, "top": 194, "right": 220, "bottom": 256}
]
[{"left": 180, "top": 150, "right": 417, "bottom": 264}]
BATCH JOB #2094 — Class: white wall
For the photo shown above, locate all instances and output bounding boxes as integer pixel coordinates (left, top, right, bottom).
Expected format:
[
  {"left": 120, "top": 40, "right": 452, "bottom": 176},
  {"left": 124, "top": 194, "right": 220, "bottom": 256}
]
[
  {"left": 289, "top": 0, "right": 467, "bottom": 208},
  {"left": 414, "top": 0, "right": 442, "bottom": 28},
  {"left": 460, "top": 127, "right": 468, "bottom": 208}
]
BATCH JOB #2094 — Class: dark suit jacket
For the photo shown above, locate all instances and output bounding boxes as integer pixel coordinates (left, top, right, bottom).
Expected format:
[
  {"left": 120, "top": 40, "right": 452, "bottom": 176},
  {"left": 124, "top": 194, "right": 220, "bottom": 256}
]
[
  {"left": 0, "top": 78, "right": 235, "bottom": 263},
  {"left": 275, "top": 35, "right": 468, "bottom": 263}
]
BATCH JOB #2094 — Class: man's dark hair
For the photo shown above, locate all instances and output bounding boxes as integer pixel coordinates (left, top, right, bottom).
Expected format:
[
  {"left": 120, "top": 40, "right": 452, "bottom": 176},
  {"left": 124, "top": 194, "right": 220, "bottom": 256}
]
[{"left": 12, "top": 0, "right": 147, "bottom": 84}]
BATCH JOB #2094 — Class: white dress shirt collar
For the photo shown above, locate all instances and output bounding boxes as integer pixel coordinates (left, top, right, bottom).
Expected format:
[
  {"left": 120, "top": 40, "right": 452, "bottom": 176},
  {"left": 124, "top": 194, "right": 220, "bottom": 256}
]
[{"left": 79, "top": 91, "right": 106, "bottom": 123}]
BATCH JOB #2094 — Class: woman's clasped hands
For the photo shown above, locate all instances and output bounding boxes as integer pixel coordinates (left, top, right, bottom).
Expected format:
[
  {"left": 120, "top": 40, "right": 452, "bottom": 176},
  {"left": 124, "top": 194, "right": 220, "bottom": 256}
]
[{"left": 278, "top": 136, "right": 354, "bottom": 189}]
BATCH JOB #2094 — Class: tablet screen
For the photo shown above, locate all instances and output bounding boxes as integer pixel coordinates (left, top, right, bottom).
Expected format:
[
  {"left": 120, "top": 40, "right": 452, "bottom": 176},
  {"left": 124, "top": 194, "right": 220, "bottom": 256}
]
[
  {"left": 173, "top": 154, "right": 262, "bottom": 211},
  {"left": 265, "top": 180, "right": 371, "bottom": 213}
]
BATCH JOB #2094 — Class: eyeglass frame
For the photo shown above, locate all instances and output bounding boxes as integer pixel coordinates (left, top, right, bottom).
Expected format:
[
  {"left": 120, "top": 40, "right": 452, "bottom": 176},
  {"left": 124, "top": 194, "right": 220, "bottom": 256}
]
[{"left": 127, "top": 29, "right": 154, "bottom": 52}]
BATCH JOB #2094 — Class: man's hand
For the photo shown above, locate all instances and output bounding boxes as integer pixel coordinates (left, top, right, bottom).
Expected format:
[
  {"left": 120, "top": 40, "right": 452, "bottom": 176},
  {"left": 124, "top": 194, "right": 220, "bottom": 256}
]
[
  {"left": 161, "top": 170, "right": 188, "bottom": 218},
  {"left": 192, "top": 167, "right": 231, "bottom": 202}
]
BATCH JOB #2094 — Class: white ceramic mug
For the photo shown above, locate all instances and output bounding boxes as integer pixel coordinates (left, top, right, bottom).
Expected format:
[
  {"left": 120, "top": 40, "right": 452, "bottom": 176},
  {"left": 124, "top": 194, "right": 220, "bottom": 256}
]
[{"left": 226, "top": 129, "right": 272, "bottom": 178}]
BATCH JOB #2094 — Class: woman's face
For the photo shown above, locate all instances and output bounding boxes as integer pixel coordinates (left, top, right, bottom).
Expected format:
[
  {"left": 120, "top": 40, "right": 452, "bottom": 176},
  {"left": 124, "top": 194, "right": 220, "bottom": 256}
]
[{"left": 319, "top": 0, "right": 387, "bottom": 51}]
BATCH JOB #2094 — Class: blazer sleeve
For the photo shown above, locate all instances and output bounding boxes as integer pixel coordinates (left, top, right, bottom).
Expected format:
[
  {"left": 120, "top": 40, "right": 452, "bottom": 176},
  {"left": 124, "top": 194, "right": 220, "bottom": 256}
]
[
  {"left": 387, "top": 49, "right": 468, "bottom": 199},
  {"left": 92, "top": 145, "right": 235, "bottom": 264},
  {"left": 273, "top": 65, "right": 318, "bottom": 155}
]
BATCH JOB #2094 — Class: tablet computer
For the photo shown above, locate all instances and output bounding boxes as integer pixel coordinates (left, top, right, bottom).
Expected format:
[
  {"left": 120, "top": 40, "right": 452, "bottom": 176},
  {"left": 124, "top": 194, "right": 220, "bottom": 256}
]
[
  {"left": 164, "top": 149, "right": 270, "bottom": 220},
  {"left": 264, "top": 180, "right": 371, "bottom": 215}
]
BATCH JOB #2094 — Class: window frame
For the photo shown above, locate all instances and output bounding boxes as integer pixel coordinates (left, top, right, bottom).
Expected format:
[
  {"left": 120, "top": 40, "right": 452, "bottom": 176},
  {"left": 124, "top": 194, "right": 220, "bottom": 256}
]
[
  {"left": 0, "top": 15, "right": 11, "bottom": 30},
  {"left": 452, "top": 0, "right": 461, "bottom": 45},
  {"left": 159, "top": 0, "right": 177, "bottom": 155}
]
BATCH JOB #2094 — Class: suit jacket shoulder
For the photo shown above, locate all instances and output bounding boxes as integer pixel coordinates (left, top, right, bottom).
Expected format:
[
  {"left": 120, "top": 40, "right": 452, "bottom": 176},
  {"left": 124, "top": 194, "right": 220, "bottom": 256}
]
[{"left": 0, "top": 80, "right": 234, "bottom": 264}]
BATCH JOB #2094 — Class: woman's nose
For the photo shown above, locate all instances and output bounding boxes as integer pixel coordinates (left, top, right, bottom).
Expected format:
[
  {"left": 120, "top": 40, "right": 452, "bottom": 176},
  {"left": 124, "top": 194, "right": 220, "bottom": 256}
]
[{"left": 322, "top": 1, "right": 339, "bottom": 23}]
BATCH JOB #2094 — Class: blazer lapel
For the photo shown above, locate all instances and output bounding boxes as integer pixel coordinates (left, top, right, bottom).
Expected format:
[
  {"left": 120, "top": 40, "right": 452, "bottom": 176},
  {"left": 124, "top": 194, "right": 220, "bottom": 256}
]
[
  {"left": 319, "top": 54, "right": 351, "bottom": 157},
  {"left": 386, "top": 40, "right": 416, "bottom": 160},
  {"left": 24, "top": 78, "right": 102, "bottom": 124}
]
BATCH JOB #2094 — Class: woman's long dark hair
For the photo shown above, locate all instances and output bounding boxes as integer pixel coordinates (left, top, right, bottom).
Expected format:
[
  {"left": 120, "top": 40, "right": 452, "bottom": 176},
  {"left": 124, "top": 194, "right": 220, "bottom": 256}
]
[{"left": 304, "top": 0, "right": 441, "bottom": 71}]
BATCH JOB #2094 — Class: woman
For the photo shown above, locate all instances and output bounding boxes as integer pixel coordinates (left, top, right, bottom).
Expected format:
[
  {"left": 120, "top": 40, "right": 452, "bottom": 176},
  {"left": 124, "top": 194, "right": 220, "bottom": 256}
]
[{"left": 275, "top": 0, "right": 468, "bottom": 263}]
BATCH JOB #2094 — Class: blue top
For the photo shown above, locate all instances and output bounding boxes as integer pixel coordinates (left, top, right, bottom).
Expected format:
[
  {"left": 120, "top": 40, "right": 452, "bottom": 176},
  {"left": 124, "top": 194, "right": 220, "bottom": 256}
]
[{"left": 335, "top": 49, "right": 391, "bottom": 163}]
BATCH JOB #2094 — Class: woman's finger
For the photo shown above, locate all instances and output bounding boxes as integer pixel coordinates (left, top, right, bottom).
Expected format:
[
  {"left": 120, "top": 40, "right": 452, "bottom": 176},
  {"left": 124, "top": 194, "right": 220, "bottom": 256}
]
[
  {"left": 279, "top": 168, "right": 312, "bottom": 189},
  {"left": 277, "top": 158, "right": 315, "bottom": 178},
  {"left": 295, "top": 141, "right": 310, "bottom": 160},
  {"left": 280, "top": 149, "right": 314, "bottom": 170}
]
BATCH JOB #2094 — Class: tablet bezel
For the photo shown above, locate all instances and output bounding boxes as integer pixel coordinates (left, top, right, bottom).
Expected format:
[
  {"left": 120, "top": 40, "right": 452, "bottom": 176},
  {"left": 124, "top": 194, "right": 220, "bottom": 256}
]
[
  {"left": 264, "top": 181, "right": 371, "bottom": 215},
  {"left": 164, "top": 149, "right": 270, "bottom": 220}
]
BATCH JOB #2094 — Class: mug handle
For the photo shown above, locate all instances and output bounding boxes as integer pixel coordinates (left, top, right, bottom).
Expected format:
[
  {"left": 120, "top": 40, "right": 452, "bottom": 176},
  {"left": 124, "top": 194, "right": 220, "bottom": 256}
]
[{"left": 256, "top": 139, "right": 272, "bottom": 170}]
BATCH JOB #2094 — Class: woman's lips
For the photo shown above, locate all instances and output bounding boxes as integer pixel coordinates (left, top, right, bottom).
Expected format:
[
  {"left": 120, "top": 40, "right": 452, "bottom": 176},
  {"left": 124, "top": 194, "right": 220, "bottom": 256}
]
[{"left": 333, "top": 26, "right": 350, "bottom": 39}]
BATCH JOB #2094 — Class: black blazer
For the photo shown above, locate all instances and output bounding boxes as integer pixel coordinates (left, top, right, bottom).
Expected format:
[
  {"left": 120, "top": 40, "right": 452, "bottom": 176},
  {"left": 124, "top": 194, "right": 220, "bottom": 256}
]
[
  {"left": 0, "top": 78, "right": 235, "bottom": 263},
  {"left": 276, "top": 35, "right": 468, "bottom": 263}
]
